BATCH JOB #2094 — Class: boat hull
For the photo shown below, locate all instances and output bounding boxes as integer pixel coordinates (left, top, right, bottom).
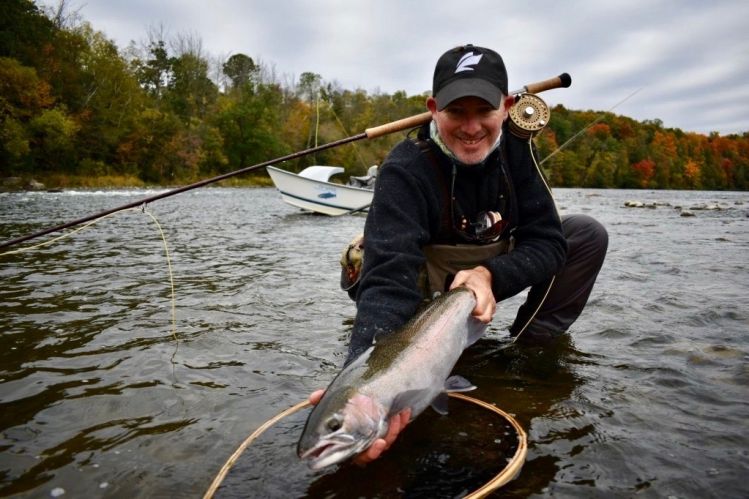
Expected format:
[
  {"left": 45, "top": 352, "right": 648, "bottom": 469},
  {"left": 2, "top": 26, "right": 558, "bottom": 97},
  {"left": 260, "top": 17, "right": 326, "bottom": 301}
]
[{"left": 266, "top": 165, "right": 373, "bottom": 216}]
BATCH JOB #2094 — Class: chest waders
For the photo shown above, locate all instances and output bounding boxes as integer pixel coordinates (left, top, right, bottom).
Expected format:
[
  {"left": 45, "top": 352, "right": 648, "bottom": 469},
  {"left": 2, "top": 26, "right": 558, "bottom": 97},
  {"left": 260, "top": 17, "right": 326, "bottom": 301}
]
[{"left": 420, "top": 241, "right": 511, "bottom": 296}]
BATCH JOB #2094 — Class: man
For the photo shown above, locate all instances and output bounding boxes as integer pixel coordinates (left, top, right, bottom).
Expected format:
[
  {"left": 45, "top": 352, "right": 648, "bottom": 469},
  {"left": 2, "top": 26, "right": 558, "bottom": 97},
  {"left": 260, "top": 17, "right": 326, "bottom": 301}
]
[{"left": 312, "top": 44, "right": 608, "bottom": 464}]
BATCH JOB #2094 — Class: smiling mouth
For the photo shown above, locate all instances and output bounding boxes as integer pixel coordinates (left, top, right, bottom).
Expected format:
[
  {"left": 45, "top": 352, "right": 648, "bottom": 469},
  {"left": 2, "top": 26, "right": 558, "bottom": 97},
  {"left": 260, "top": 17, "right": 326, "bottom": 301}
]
[{"left": 459, "top": 136, "right": 485, "bottom": 146}]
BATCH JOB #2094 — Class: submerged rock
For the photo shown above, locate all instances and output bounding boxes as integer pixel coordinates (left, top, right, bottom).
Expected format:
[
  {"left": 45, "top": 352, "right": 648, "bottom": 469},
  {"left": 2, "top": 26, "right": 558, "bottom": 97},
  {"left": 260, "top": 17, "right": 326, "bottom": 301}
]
[
  {"left": 624, "top": 200, "right": 666, "bottom": 209},
  {"left": 25, "top": 179, "right": 45, "bottom": 191},
  {"left": 689, "top": 203, "right": 723, "bottom": 211}
]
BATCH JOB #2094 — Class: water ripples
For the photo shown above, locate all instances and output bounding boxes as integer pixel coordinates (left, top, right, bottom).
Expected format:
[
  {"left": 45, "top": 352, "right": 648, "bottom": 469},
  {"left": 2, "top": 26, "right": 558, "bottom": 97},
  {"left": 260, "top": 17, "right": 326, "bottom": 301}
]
[{"left": 1, "top": 188, "right": 748, "bottom": 497}]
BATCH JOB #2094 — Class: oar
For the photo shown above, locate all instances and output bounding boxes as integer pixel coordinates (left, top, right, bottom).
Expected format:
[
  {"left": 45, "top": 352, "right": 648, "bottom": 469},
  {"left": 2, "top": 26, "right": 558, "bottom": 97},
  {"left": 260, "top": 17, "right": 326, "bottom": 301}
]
[{"left": 0, "top": 73, "right": 571, "bottom": 250}]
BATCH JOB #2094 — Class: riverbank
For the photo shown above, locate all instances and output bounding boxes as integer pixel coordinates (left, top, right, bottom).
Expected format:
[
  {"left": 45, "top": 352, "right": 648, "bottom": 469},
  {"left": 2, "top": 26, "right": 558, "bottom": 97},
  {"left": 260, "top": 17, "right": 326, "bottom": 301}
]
[{"left": 0, "top": 174, "right": 273, "bottom": 192}]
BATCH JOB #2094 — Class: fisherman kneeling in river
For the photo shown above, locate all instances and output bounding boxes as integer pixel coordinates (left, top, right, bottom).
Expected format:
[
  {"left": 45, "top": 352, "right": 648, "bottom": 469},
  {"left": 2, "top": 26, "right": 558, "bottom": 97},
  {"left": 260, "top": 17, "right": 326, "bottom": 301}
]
[{"left": 311, "top": 44, "right": 608, "bottom": 465}]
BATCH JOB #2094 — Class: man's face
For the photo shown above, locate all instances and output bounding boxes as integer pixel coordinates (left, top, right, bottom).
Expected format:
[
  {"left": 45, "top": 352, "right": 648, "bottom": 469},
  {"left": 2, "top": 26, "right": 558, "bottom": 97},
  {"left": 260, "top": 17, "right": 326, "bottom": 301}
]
[{"left": 427, "top": 95, "right": 509, "bottom": 165}]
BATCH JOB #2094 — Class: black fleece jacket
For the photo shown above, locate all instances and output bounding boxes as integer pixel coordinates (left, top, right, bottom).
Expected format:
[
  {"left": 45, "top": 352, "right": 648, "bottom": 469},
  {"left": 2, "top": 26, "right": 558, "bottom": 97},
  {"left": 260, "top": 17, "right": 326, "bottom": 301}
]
[{"left": 347, "top": 123, "right": 567, "bottom": 362}]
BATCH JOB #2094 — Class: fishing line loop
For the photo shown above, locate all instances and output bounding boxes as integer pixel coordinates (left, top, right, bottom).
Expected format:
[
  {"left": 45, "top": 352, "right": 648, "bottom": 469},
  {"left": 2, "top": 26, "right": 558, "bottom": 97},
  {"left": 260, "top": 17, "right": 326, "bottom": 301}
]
[
  {"left": 140, "top": 205, "right": 179, "bottom": 344},
  {"left": 0, "top": 208, "right": 130, "bottom": 256}
]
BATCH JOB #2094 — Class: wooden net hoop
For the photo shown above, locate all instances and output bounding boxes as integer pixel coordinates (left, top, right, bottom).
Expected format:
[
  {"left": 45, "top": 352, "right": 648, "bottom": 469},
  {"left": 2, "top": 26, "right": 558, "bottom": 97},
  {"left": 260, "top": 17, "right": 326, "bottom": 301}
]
[{"left": 204, "top": 393, "right": 527, "bottom": 499}]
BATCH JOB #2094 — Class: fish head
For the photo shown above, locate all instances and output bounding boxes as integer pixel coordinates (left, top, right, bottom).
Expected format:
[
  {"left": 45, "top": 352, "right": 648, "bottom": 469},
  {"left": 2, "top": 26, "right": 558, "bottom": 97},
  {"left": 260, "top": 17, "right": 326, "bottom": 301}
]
[{"left": 297, "top": 391, "right": 387, "bottom": 470}]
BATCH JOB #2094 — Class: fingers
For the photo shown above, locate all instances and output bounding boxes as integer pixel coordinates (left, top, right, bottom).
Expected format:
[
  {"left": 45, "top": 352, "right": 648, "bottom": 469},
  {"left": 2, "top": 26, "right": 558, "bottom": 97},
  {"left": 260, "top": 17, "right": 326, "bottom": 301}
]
[
  {"left": 450, "top": 266, "right": 496, "bottom": 323},
  {"left": 397, "top": 408, "right": 412, "bottom": 432},
  {"left": 474, "top": 291, "right": 496, "bottom": 323},
  {"left": 383, "top": 408, "right": 408, "bottom": 444},
  {"left": 353, "top": 408, "right": 412, "bottom": 466},
  {"left": 353, "top": 439, "right": 387, "bottom": 465}
]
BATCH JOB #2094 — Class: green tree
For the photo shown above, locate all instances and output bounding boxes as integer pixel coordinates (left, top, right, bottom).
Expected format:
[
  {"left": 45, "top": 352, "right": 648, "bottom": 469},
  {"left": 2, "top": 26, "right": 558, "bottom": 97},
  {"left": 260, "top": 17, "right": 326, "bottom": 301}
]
[
  {"left": 546, "top": 149, "right": 583, "bottom": 187},
  {"left": 651, "top": 130, "right": 678, "bottom": 188},
  {"left": 134, "top": 39, "right": 172, "bottom": 100},
  {"left": 73, "top": 24, "right": 146, "bottom": 167},
  {"left": 29, "top": 107, "right": 79, "bottom": 171},
  {"left": 0, "top": 0, "right": 56, "bottom": 67},
  {"left": 223, "top": 53, "right": 256, "bottom": 90},
  {"left": 298, "top": 71, "right": 322, "bottom": 102},
  {"left": 0, "top": 57, "right": 56, "bottom": 172},
  {"left": 215, "top": 83, "right": 289, "bottom": 170},
  {"left": 167, "top": 52, "right": 217, "bottom": 120},
  {"left": 38, "top": 27, "right": 90, "bottom": 112},
  {"left": 117, "top": 107, "right": 181, "bottom": 183}
]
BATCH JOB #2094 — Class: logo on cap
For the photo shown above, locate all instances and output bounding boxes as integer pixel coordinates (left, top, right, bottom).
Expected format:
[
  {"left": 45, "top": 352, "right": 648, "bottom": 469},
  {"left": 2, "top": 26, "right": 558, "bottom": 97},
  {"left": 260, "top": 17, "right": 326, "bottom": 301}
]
[{"left": 455, "top": 52, "right": 483, "bottom": 73}]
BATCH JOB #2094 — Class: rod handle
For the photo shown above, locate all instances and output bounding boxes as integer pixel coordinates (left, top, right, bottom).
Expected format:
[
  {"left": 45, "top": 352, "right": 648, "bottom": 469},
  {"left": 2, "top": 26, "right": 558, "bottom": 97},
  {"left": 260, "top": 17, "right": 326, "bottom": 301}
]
[
  {"left": 365, "top": 111, "right": 432, "bottom": 139},
  {"left": 522, "top": 73, "right": 571, "bottom": 95}
]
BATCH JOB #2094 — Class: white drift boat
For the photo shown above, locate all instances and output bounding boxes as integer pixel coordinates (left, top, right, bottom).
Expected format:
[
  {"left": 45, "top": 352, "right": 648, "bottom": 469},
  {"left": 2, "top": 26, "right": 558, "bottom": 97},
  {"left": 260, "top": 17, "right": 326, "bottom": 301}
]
[{"left": 266, "top": 165, "right": 376, "bottom": 216}]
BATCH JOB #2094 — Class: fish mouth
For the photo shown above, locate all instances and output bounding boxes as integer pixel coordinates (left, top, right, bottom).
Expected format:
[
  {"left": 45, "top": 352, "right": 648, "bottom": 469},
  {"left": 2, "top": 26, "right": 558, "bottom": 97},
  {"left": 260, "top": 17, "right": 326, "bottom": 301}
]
[{"left": 299, "top": 433, "right": 372, "bottom": 470}]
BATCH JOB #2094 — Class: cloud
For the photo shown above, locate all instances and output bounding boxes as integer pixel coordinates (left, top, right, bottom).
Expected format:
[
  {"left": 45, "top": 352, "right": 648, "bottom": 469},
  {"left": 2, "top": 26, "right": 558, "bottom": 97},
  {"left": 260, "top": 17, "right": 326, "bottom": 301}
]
[{"left": 38, "top": 0, "right": 749, "bottom": 134}]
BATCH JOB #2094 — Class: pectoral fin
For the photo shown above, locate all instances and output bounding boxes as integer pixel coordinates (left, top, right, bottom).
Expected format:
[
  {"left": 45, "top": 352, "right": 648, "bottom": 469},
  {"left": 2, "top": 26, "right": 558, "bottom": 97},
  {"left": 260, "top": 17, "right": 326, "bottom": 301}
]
[
  {"left": 444, "top": 375, "right": 476, "bottom": 393},
  {"left": 466, "top": 318, "right": 487, "bottom": 348},
  {"left": 429, "top": 376, "right": 477, "bottom": 416},
  {"left": 430, "top": 392, "right": 450, "bottom": 415},
  {"left": 391, "top": 389, "right": 430, "bottom": 415}
]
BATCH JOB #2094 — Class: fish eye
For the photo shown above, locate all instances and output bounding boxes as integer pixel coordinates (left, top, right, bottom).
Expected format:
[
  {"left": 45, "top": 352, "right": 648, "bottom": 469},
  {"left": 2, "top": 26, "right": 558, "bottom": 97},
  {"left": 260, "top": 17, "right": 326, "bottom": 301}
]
[{"left": 326, "top": 417, "right": 342, "bottom": 432}]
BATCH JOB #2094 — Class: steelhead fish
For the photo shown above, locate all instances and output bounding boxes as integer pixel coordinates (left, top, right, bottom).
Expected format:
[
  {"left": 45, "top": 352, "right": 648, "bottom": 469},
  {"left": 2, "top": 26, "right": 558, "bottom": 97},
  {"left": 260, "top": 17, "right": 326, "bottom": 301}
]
[{"left": 297, "top": 287, "right": 486, "bottom": 470}]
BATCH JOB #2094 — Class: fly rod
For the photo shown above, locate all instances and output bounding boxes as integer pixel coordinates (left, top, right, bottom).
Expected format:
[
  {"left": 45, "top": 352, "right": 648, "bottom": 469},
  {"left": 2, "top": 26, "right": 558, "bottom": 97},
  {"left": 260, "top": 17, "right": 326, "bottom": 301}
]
[{"left": 0, "top": 73, "right": 571, "bottom": 251}]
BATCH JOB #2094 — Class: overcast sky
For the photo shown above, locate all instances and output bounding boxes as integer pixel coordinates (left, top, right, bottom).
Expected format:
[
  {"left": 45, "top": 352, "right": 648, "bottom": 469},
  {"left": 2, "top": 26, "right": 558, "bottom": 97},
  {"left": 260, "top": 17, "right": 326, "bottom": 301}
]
[{"left": 40, "top": 0, "right": 749, "bottom": 135}]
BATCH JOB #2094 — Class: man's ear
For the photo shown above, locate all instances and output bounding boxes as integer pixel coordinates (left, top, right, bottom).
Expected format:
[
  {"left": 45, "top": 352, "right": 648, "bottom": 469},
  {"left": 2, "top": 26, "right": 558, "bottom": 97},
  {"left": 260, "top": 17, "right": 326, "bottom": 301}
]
[
  {"left": 503, "top": 95, "right": 515, "bottom": 110},
  {"left": 426, "top": 96, "right": 438, "bottom": 113},
  {"left": 501, "top": 95, "right": 515, "bottom": 122}
]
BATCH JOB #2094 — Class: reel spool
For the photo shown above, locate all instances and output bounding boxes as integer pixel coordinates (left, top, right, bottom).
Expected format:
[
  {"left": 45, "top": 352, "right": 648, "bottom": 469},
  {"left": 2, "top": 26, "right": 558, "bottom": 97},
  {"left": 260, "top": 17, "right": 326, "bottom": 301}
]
[{"left": 508, "top": 93, "right": 551, "bottom": 139}]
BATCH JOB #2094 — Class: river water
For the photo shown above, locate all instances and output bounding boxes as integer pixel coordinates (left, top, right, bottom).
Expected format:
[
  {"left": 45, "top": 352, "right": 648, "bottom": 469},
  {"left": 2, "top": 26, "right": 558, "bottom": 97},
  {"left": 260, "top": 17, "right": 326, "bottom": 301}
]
[{"left": 0, "top": 187, "right": 747, "bottom": 498}]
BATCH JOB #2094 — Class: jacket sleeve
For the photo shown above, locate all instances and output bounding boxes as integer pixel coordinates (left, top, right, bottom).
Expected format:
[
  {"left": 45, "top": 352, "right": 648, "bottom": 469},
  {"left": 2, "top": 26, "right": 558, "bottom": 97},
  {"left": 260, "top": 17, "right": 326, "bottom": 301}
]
[
  {"left": 483, "top": 133, "right": 567, "bottom": 301},
  {"left": 346, "top": 142, "right": 437, "bottom": 362}
]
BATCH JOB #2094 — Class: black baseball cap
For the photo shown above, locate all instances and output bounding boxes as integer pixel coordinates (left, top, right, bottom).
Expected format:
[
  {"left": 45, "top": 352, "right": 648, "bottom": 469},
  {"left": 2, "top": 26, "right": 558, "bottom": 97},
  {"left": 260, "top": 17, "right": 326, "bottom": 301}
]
[{"left": 432, "top": 44, "right": 508, "bottom": 110}]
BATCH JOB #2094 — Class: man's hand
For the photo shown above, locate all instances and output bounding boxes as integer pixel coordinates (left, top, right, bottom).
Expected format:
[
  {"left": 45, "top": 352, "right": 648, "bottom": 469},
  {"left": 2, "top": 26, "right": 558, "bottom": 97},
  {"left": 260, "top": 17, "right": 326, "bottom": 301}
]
[
  {"left": 450, "top": 265, "right": 496, "bottom": 323},
  {"left": 308, "top": 389, "right": 412, "bottom": 465}
]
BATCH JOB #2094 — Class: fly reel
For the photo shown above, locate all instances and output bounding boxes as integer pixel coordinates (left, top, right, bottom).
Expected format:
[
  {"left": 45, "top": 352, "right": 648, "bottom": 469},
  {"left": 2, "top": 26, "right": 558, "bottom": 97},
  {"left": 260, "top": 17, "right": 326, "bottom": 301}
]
[{"left": 508, "top": 93, "right": 550, "bottom": 139}]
